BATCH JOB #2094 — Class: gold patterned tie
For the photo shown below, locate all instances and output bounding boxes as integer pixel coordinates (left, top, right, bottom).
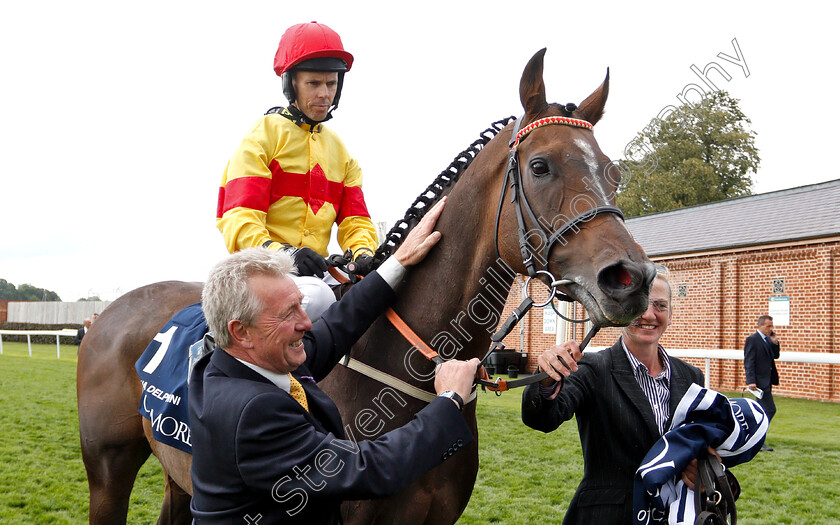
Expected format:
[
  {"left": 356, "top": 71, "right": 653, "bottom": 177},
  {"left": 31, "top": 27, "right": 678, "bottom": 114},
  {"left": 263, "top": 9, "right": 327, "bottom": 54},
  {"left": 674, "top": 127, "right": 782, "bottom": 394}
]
[{"left": 288, "top": 375, "right": 309, "bottom": 412}]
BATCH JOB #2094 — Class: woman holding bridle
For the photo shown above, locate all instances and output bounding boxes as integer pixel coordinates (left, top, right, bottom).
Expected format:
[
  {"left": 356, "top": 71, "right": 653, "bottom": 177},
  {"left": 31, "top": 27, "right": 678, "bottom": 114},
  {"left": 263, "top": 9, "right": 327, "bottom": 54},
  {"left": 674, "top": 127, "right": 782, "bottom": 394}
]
[{"left": 521, "top": 267, "right": 705, "bottom": 524}]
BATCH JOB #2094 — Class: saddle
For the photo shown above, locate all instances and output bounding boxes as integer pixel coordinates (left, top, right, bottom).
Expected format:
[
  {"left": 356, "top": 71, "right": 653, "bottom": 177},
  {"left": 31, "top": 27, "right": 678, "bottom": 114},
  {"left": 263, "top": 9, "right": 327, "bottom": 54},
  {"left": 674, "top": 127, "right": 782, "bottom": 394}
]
[{"left": 694, "top": 455, "right": 740, "bottom": 525}]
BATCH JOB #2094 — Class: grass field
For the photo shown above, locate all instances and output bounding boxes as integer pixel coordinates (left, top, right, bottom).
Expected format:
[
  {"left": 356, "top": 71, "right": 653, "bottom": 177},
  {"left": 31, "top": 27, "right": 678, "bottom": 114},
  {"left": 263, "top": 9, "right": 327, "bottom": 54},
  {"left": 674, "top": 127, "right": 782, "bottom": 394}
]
[{"left": 2, "top": 343, "right": 839, "bottom": 524}]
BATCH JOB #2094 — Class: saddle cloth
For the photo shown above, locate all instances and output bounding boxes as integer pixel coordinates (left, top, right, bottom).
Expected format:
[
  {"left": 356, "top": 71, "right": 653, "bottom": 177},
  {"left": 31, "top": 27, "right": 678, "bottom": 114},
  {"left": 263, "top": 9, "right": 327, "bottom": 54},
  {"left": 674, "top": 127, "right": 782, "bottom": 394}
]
[{"left": 135, "top": 303, "right": 208, "bottom": 454}]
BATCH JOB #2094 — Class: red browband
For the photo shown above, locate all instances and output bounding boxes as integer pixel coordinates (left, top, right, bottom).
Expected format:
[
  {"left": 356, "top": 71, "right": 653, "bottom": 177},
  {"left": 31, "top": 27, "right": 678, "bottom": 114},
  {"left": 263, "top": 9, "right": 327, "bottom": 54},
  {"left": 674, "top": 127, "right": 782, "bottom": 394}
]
[{"left": 512, "top": 116, "right": 593, "bottom": 148}]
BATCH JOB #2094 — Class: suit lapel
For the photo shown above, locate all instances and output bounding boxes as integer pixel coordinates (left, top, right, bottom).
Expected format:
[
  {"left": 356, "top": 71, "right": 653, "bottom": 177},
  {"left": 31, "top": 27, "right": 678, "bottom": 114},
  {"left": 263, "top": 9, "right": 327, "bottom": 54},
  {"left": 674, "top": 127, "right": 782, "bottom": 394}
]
[
  {"left": 211, "top": 350, "right": 338, "bottom": 435},
  {"left": 759, "top": 332, "right": 770, "bottom": 353},
  {"left": 609, "top": 341, "right": 661, "bottom": 439},
  {"left": 753, "top": 332, "right": 771, "bottom": 357}
]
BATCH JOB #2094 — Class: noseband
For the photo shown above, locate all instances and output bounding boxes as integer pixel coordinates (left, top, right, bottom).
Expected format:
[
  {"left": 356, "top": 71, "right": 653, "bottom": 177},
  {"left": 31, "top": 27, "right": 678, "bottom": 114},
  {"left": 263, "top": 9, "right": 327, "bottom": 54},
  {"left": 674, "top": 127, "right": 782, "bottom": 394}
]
[{"left": 493, "top": 114, "right": 625, "bottom": 287}]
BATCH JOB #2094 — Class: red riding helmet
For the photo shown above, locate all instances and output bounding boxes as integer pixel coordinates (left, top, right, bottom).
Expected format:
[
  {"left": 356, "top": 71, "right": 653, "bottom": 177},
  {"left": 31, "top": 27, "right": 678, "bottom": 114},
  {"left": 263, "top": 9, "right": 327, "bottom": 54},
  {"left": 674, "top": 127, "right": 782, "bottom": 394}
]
[
  {"left": 274, "top": 21, "right": 354, "bottom": 113},
  {"left": 274, "top": 21, "right": 354, "bottom": 76}
]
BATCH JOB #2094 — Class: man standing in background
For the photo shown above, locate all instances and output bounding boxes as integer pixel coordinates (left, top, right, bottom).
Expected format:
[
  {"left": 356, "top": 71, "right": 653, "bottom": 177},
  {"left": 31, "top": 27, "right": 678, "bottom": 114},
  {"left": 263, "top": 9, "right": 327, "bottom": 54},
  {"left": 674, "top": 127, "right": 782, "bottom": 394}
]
[
  {"left": 744, "top": 314, "right": 780, "bottom": 451},
  {"left": 74, "top": 318, "right": 91, "bottom": 345}
]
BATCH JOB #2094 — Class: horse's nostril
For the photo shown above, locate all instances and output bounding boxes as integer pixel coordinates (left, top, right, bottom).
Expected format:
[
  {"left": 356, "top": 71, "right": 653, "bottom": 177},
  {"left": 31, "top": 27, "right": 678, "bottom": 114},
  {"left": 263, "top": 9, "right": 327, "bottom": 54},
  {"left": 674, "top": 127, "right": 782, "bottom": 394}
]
[
  {"left": 597, "top": 262, "right": 643, "bottom": 299},
  {"left": 617, "top": 267, "right": 632, "bottom": 287}
]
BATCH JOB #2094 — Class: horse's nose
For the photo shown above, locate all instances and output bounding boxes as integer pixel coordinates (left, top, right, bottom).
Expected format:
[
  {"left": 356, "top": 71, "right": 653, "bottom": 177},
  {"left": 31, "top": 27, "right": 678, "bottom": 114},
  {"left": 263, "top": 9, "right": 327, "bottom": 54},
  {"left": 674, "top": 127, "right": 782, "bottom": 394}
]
[{"left": 596, "top": 260, "right": 657, "bottom": 302}]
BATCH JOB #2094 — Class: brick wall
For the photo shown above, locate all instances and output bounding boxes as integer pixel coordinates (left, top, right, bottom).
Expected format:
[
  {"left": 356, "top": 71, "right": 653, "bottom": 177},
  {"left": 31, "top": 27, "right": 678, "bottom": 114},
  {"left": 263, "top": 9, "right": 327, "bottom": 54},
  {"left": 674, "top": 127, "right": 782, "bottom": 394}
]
[{"left": 494, "top": 239, "right": 840, "bottom": 402}]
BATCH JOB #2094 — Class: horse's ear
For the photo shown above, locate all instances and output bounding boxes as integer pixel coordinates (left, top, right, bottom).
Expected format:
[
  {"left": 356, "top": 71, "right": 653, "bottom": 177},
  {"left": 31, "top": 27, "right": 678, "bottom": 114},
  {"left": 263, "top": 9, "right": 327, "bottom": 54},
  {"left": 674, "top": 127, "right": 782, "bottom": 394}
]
[
  {"left": 520, "top": 48, "right": 548, "bottom": 118},
  {"left": 577, "top": 68, "right": 610, "bottom": 126}
]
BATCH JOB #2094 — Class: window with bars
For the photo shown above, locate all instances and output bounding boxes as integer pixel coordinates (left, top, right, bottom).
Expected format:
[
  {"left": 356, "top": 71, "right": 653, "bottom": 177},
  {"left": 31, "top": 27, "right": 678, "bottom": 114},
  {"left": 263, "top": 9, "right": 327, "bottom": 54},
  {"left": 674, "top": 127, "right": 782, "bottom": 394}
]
[{"left": 772, "top": 279, "right": 785, "bottom": 294}]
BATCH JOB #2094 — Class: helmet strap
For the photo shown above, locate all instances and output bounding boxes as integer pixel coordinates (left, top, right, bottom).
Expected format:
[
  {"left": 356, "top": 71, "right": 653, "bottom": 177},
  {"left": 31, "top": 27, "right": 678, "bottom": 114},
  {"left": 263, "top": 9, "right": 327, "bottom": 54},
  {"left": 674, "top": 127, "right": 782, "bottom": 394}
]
[
  {"left": 288, "top": 102, "right": 334, "bottom": 125},
  {"left": 283, "top": 104, "right": 331, "bottom": 129}
]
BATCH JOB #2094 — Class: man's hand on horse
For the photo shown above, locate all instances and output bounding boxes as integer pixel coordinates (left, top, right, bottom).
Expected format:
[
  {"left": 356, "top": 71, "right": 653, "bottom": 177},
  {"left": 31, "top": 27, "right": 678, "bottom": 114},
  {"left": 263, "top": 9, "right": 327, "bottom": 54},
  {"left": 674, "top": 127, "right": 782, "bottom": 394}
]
[
  {"left": 393, "top": 197, "right": 446, "bottom": 267},
  {"left": 538, "top": 341, "right": 582, "bottom": 386},
  {"left": 293, "top": 247, "right": 328, "bottom": 278},
  {"left": 434, "top": 357, "right": 481, "bottom": 408}
]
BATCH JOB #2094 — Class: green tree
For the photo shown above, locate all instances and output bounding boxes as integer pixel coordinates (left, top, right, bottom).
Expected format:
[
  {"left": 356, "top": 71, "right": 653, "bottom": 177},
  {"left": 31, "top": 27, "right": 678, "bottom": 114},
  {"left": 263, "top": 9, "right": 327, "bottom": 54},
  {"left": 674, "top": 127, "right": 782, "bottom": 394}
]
[
  {"left": 0, "top": 279, "right": 61, "bottom": 301},
  {"left": 617, "top": 91, "right": 760, "bottom": 217},
  {"left": 0, "top": 279, "right": 16, "bottom": 299}
]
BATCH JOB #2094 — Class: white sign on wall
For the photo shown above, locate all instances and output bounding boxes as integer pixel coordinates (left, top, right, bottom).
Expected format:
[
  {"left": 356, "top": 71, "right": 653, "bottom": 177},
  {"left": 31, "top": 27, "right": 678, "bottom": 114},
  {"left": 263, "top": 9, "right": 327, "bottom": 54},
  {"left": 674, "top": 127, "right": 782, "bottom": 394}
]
[
  {"left": 768, "top": 296, "right": 790, "bottom": 326},
  {"left": 543, "top": 308, "right": 557, "bottom": 334}
]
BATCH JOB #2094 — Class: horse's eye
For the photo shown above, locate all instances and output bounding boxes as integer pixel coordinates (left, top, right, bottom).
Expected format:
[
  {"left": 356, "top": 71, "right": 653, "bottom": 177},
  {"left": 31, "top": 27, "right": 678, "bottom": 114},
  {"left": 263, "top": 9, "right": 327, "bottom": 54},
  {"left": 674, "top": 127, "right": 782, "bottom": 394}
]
[{"left": 530, "top": 159, "right": 550, "bottom": 176}]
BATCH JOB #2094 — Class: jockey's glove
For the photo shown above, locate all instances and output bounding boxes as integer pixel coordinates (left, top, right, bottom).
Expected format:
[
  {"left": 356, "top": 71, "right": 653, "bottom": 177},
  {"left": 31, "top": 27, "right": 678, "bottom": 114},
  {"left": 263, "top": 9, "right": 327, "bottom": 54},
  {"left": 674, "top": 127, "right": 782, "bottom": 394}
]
[
  {"left": 347, "top": 254, "right": 375, "bottom": 276},
  {"left": 290, "top": 247, "right": 327, "bottom": 278},
  {"left": 326, "top": 251, "right": 352, "bottom": 268}
]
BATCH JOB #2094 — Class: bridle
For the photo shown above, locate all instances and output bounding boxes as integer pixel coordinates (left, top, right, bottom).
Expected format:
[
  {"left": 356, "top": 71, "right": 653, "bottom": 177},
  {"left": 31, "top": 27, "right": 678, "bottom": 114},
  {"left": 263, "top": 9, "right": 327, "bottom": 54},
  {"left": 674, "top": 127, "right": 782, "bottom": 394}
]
[
  {"left": 494, "top": 113, "right": 625, "bottom": 285},
  {"left": 337, "top": 114, "right": 629, "bottom": 395},
  {"left": 474, "top": 114, "right": 627, "bottom": 391}
]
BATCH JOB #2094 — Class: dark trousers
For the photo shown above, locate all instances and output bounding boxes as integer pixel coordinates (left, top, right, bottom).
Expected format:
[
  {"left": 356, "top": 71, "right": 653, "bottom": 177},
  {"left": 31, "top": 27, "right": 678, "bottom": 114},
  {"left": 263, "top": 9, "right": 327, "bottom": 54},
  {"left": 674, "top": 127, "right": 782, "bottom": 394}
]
[{"left": 758, "top": 386, "right": 776, "bottom": 421}]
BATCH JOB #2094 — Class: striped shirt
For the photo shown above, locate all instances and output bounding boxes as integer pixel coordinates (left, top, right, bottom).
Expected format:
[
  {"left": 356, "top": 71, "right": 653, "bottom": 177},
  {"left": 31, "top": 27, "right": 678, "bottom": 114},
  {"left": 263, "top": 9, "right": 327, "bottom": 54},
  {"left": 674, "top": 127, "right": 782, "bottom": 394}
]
[{"left": 622, "top": 340, "right": 672, "bottom": 435}]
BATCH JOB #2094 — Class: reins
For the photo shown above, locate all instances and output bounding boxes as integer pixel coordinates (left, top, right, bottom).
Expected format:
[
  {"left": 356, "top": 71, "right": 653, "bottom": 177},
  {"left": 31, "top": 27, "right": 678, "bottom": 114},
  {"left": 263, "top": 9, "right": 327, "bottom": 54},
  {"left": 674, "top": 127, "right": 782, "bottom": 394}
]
[
  {"left": 329, "top": 266, "right": 457, "bottom": 405},
  {"left": 694, "top": 455, "right": 737, "bottom": 524},
  {"left": 328, "top": 266, "right": 445, "bottom": 366}
]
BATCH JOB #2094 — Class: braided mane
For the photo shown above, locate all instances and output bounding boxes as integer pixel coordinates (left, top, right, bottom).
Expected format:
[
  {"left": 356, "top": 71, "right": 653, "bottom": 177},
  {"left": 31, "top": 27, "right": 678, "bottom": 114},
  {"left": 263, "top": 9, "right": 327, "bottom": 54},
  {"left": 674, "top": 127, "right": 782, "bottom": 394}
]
[{"left": 372, "top": 116, "right": 516, "bottom": 266}]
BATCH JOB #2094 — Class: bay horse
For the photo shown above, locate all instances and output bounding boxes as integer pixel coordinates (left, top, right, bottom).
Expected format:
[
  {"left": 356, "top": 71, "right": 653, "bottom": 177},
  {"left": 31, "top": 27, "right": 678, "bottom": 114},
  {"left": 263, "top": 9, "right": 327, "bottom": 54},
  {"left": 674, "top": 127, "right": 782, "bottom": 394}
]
[{"left": 77, "top": 48, "right": 655, "bottom": 524}]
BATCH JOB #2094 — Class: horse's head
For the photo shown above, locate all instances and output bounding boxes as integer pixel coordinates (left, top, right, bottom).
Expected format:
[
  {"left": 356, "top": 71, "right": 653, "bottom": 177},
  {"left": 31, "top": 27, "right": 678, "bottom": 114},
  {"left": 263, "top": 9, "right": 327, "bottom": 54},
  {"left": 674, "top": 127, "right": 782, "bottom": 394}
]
[{"left": 496, "top": 49, "right": 655, "bottom": 327}]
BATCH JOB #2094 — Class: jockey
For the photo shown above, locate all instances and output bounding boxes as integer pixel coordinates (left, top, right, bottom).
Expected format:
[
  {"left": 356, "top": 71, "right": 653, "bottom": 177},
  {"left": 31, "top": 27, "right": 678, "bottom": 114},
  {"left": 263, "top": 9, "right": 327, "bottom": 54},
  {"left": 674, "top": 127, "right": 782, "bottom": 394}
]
[{"left": 216, "top": 21, "right": 379, "bottom": 319}]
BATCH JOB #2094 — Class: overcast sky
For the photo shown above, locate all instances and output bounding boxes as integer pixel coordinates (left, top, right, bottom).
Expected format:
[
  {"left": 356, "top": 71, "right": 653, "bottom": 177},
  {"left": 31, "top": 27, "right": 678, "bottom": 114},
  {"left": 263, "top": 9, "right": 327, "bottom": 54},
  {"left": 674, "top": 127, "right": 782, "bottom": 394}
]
[{"left": 2, "top": 1, "right": 836, "bottom": 302}]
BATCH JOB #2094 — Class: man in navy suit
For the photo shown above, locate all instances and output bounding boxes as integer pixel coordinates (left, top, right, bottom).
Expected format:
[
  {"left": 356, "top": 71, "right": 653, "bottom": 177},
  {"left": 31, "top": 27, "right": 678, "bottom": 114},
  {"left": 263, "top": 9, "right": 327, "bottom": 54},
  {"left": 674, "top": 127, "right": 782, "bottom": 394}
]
[
  {"left": 744, "top": 314, "right": 780, "bottom": 451},
  {"left": 189, "top": 198, "right": 480, "bottom": 524},
  {"left": 521, "top": 270, "right": 705, "bottom": 524},
  {"left": 74, "top": 318, "right": 91, "bottom": 345}
]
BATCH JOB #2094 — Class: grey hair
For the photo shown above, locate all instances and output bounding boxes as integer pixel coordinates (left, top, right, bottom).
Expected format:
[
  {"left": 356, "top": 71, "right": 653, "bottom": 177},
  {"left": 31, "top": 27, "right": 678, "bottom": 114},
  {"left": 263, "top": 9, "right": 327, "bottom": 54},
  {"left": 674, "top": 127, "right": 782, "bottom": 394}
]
[{"left": 202, "top": 248, "right": 296, "bottom": 349}]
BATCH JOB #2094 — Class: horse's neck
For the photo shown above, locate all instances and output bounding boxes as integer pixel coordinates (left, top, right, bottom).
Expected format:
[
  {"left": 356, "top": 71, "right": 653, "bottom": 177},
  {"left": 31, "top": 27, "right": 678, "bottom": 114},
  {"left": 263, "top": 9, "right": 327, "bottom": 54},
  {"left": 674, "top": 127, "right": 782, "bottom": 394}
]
[{"left": 368, "top": 187, "right": 516, "bottom": 373}]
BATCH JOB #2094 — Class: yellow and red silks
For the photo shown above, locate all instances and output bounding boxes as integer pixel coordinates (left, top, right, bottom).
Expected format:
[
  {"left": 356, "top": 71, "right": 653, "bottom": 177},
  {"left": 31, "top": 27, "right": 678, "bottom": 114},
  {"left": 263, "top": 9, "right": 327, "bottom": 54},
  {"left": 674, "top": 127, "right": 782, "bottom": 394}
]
[{"left": 216, "top": 113, "right": 378, "bottom": 257}]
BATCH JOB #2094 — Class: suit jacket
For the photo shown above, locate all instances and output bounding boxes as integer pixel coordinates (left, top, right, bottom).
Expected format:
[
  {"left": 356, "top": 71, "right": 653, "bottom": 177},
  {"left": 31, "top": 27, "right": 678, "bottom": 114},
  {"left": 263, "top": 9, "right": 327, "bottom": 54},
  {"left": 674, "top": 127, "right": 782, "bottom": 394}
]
[
  {"left": 189, "top": 271, "right": 473, "bottom": 525},
  {"left": 521, "top": 340, "right": 704, "bottom": 525},
  {"left": 743, "top": 331, "right": 780, "bottom": 389},
  {"left": 74, "top": 326, "right": 87, "bottom": 345}
]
